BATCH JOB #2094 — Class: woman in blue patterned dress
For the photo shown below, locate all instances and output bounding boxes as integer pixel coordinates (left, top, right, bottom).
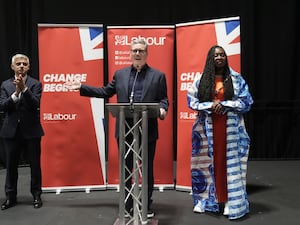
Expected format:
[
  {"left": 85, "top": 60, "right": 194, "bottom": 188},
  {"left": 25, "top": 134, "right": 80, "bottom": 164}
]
[{"left": 187, "top": 45, "right": 253, "bottom": 220}]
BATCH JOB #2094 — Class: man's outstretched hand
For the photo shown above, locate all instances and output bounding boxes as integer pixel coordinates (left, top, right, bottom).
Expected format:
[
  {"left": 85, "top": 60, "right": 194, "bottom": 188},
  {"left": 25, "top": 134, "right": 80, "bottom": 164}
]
[{"left": 64, "top": 80, "right": 81, "bottom": 90}]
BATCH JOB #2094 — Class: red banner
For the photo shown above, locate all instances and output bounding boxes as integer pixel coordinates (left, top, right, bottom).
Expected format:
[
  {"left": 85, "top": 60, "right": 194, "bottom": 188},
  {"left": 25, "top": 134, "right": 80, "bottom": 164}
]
[
  {"left": 38, "top": 25, "right": 106, "bottom": 191},
  {"left": 176, "top": 17, "right": 241, "bottom": 190},
  {"left": 106, "top": 26, "right": 175, "bottom": 189}
]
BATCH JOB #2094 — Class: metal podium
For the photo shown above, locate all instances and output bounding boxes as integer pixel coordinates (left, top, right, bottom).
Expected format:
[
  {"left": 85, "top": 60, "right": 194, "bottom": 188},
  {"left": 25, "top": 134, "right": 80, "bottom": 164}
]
[{"left": 106, "top": 103, "right": 159, "bottom": 225}]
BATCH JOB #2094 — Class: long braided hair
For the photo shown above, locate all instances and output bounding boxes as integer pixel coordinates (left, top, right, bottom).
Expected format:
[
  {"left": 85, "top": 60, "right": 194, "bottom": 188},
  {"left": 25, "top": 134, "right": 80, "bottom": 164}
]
[{"left": 197, "top": 45, "right": 234, "bottom": 102}]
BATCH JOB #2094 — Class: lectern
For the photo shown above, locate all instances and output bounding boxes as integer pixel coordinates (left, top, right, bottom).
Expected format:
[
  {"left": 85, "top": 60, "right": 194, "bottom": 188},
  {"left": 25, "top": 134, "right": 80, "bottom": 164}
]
[{"left": 106, "top": 103, "right": 160, "bottom": 225}]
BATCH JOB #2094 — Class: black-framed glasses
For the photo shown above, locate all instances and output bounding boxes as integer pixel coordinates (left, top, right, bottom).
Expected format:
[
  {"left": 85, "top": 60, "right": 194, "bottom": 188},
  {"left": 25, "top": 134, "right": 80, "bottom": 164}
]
[{"left": 131, "top": 49, "right": 147, "bottom": 54}]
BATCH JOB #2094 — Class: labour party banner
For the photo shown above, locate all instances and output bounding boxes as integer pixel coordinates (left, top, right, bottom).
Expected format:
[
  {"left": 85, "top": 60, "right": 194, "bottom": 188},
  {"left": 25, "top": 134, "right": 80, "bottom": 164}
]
[
  {"left": 38, "top": 24, "right": 106, "bottom": 191},
  {"left": 176, "top": 17, "right": 241, "bottom": 190},
  {"left": 106, "top": 26, "right": 175, "bottom": 190}
]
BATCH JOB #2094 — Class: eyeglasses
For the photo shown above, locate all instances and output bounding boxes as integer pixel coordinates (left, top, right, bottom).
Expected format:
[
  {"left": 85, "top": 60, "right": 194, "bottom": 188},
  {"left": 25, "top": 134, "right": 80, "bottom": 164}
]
[{"left": 131, "top": 49, "right": 147, "bottom": 54}]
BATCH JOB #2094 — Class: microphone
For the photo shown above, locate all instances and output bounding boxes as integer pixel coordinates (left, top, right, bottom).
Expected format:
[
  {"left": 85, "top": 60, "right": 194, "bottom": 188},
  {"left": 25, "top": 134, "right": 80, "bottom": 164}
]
[{"left": 129, "top": 65, "right": 140, "bottom": 112}]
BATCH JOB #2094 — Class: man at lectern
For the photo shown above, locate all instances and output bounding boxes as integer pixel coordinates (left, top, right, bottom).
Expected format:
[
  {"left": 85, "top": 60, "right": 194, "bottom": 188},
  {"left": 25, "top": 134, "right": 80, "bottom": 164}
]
[{"left": 65, "top": 38, "right": 169, "bottom": 218}]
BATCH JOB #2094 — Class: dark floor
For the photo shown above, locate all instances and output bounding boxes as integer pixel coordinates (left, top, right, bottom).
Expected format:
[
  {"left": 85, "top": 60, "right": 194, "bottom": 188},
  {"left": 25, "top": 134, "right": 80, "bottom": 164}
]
[{"left": 0, "top": 160, "right": 299, "bottom": 225}]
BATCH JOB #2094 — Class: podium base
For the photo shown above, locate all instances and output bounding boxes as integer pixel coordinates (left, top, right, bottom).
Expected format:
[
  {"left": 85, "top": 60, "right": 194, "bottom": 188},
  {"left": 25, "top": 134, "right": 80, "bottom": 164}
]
[{"left": 113, "top": 218, "right": 158, "bottom": 225}]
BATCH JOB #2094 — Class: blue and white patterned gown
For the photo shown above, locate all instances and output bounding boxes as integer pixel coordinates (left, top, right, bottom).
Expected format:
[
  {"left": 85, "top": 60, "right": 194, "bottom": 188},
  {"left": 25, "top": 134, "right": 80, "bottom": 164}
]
[{"left": 187, "top": 68, "right": 253, "bottom": 219}]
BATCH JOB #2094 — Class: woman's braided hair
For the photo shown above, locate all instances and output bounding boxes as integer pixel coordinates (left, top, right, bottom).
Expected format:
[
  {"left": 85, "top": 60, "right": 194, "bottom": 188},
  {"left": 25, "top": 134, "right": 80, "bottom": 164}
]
[{"left": 197, "top": 45, "right": 234, "bottom": 102}]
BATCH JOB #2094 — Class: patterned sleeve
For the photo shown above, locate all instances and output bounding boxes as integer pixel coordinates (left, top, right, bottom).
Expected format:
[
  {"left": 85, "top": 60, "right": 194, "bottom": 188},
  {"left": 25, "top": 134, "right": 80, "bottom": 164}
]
[
  {"left": 187, "top": 74, "right": 213, "bottom": 113},
  {"left": 221, "top": 71, "right": 253, "bottom": 114}
]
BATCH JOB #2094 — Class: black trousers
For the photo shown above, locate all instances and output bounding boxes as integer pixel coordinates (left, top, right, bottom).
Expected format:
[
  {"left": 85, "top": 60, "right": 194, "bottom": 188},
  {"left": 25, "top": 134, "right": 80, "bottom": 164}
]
[{"left": 2, "top": 127, "right": 42, "bottom": 199}]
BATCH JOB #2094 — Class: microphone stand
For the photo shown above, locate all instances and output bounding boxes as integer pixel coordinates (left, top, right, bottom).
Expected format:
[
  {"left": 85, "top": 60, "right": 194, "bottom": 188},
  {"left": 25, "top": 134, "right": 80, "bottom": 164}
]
[{"left": 130, "top": 70, "right": 139, "bottom": 112}]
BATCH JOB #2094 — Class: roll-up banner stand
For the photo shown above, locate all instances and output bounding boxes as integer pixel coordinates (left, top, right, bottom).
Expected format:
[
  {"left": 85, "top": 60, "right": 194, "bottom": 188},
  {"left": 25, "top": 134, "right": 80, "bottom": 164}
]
[
  {"left": 175, "top": 17, "right": 241, "bottom": 191},
  {"left": 106, "top": 26, "right": 175, "bottom": 191},
  {"left": 38, "top": 24, "right": 106, "bottom": 192}
]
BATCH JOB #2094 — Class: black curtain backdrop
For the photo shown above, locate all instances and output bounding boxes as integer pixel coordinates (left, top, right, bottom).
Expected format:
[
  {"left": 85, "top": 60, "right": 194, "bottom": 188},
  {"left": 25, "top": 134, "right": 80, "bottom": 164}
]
[{"left": 1, "top": 0, "right": 299, "bottom": 160}]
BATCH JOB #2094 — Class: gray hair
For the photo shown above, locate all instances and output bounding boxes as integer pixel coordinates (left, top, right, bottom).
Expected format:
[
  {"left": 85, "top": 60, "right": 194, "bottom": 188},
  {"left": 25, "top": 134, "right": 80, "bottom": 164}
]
[
  {"left": 11, "top": 53, "right": 30, "bottom": 65},
  {"left": 131, "top": 38, "right": 148, "bottom": 51}
]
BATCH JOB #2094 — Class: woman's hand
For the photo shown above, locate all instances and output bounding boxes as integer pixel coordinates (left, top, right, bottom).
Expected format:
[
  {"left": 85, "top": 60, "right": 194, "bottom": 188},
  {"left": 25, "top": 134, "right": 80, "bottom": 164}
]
[{"left": 212, "top": 99, "right": 224, "bottom": 114}]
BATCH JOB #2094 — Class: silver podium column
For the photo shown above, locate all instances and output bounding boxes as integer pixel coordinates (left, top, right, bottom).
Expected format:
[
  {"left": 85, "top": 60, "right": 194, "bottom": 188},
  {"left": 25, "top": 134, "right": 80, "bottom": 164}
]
[{"left": 107, "top": 103, "right": 159, "bottom": 225}]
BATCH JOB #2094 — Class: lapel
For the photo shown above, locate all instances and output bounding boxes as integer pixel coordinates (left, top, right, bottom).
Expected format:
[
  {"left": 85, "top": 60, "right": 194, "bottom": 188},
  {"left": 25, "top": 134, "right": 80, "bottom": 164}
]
[
  {"left": 25, "top": 76, "right": 33, "bottom": 88},
  {"left": 123, "top": 67, "right": 131, "bottom": 98},
  {"left": 20, "top": 76, "right": 34, "bottom": 102},
  {"left": 7, "top": 78, "right": 16, "bottom": 94},
  {"left": 141, "top": 69, "right": 154, "bottom": 100}
]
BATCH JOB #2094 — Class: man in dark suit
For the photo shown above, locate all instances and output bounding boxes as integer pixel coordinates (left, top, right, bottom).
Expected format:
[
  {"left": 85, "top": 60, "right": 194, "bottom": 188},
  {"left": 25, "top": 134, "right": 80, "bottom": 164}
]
[
  {"left": 0, "top": 53, "right": 44, "bottom": 210},
  {"left": 65, "top": 38, "right": 169, "bottom": 219}
]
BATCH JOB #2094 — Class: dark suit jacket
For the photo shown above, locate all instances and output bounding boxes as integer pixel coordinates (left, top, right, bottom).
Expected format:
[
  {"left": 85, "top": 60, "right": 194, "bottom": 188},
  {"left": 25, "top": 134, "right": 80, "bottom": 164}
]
[
  {"left": 0, "top": 76, "right": 44, "bottom": 139},
  {"left": 80, "top": 65, "right": 169, "bottom": 142}
]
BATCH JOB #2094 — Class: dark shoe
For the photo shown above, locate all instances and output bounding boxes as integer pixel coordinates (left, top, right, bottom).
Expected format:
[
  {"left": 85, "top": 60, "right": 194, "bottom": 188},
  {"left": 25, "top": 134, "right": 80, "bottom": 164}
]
[
  {"left": 1, "top": 199, "right": 17, "bottom": 210},
  {"left": 33, "top": 196, "right": 43, "bottom": 208},
  {"left": 147, "top": 210, "right": 155, "bottom": 218}
]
